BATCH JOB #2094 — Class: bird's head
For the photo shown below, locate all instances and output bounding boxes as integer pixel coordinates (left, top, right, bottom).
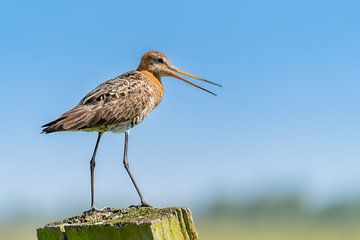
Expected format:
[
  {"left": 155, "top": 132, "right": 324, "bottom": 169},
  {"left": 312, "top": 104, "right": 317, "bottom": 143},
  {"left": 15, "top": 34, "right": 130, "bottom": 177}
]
[{"left": 137, "top": 50, "right": 221, "bottom": 96}]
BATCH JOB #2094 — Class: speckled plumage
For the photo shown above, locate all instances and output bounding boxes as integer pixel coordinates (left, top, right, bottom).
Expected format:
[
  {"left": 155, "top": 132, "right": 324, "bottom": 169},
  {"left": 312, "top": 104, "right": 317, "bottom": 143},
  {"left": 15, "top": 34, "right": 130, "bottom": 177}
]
[{"left": 42, "top": 70, "right": 163, "bottom": 133}]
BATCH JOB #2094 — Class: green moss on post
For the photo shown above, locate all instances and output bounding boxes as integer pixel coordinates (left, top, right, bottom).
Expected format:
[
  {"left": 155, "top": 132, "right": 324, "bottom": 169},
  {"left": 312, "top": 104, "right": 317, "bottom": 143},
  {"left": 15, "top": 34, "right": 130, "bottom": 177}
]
[{"left": 37, "top": 207, "right": 199, "bottom": 240}]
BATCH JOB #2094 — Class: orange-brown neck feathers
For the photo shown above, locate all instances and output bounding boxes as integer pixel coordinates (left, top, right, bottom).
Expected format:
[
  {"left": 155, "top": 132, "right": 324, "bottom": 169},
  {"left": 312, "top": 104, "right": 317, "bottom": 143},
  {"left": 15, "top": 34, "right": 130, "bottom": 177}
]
[
  {"left": 141, "top": 70, "right": 164, "bottom": 97},
  {"left": 137, "top": 56, "right": 150, "bottom": 71}
]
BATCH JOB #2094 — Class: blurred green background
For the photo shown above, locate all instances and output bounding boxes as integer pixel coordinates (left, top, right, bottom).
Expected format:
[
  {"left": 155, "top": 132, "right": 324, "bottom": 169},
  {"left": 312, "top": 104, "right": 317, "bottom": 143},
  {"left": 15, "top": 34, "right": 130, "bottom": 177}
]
[
  {"left": 2, "top": 195, "right": 360, "bottom": 239},
  {"left": 1, "top": 0, "right": 360, "bottom": 239}
]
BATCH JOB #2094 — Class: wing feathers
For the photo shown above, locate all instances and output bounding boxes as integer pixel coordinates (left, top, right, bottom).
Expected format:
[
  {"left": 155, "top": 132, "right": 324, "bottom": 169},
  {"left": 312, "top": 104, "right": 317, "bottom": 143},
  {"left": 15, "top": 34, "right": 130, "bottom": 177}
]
[{"left": 41, "top": 71, "right": 162, "bottom": 134}]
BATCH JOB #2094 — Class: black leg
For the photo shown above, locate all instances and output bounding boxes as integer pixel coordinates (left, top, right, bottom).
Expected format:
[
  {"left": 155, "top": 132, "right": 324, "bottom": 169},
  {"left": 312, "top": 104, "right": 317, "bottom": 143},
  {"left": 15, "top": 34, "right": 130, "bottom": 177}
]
[
  {"left": 89, "top": 132, "right": 103, "bottom": 211},
  {"left": 123, "top": 130, "right": 151, "bottom": 207}
]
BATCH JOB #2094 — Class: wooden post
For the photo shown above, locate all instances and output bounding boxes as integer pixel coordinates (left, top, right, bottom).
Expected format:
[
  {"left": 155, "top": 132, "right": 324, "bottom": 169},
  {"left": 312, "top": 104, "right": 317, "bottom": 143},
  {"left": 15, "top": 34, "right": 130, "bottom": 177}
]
[{"left": 37, "top": 207, "right": 199, "bottom": 240}]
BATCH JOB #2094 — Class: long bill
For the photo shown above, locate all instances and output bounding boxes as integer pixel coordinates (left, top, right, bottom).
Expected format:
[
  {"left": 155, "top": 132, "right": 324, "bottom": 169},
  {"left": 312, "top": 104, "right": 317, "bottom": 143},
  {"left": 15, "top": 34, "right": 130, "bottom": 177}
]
[
  {"left": 170, "top": 66, "right": 222, "bottom": 87},
  {"left": 166, "top": 70, "right": 218, "bottom": 96}
]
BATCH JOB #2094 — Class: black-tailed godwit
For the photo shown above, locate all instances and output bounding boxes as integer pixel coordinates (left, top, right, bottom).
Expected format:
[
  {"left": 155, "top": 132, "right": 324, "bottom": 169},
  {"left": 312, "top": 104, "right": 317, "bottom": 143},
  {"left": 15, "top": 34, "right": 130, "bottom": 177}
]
[{"left": 42, "top": 50, "right": 221, "bottom": 211}]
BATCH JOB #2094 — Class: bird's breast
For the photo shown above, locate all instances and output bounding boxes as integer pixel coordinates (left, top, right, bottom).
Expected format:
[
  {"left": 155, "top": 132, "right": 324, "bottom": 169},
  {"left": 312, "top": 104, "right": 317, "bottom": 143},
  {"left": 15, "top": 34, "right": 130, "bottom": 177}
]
[{"left": 107, "top": 72, "right": 163, "bottom": 133}]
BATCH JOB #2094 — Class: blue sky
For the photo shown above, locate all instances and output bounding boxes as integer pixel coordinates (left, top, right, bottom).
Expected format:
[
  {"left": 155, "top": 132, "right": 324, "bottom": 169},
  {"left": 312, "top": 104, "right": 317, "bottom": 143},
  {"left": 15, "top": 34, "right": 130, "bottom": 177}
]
[{"left": 0, "top": 0, "right": 359, "bottom": 215}]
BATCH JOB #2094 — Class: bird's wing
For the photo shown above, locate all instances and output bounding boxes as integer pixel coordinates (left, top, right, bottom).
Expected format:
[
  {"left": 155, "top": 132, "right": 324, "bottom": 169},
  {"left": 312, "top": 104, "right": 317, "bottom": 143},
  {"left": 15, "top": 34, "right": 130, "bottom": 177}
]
[
  {"left": 42, "top": 71, "right": 150, "bottom": 133},
  {"left": 79, "top": 79, "right": 120, "bottom": 105}
]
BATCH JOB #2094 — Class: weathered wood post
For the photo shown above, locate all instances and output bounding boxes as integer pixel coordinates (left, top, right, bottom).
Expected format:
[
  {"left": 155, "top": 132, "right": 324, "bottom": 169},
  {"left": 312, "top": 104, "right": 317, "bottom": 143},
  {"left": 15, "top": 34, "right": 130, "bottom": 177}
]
[{"left": 37, "top": 207, "right": 199, "bottom": 240}]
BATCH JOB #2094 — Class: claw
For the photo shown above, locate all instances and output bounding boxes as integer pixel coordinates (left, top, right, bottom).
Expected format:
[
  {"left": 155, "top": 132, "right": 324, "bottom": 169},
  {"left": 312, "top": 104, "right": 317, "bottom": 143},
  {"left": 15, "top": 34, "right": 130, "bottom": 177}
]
[
  {"left": 84, "top": 206, "right": 111, "bottom": 214},
  {"left": 129, "top": 202, "right": 153, "bottom": 208}
]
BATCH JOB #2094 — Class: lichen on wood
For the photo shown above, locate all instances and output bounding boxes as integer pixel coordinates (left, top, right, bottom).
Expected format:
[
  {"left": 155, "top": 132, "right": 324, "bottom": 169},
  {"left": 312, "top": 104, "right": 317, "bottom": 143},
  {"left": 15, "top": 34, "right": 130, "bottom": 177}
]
[{"left": 37, "top": 207, "right": 199, "bottom": 240}]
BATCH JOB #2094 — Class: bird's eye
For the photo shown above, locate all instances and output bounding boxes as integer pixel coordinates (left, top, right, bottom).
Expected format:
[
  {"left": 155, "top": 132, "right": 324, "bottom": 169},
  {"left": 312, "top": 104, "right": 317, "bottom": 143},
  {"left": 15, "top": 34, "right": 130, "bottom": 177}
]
[{"left": 157, "top": 58, "right": 164, "bottom": 63}]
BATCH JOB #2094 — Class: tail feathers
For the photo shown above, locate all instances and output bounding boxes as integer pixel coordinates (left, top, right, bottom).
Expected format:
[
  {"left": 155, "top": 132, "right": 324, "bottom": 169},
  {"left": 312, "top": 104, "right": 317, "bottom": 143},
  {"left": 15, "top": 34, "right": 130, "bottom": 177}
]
[
  {"left": 41, "top": 116, "right": 67, "bottom": 133},
  {"left": 41, "top": 105, "right": 96, "bottom": 133}
]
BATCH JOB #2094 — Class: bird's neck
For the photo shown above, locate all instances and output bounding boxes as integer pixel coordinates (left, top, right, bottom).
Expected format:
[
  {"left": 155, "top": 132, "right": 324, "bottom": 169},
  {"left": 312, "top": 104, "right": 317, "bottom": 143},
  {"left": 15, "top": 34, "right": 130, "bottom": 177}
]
[
  {"left": 136, "top": 64, "right": 162, "bottom": 81},
  {"left": 139, "top": 69, "right": 162, "bottom": 82},
  {"left": 140, "top": 70, "right": 164, "bottom": 97}
]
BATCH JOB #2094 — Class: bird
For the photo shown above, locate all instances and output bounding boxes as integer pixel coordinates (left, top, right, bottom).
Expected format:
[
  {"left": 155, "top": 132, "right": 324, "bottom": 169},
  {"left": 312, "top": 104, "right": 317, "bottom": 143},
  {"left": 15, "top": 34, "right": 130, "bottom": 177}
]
[{"left": 42, "top": 50, "right": 221, "bottom": 211}]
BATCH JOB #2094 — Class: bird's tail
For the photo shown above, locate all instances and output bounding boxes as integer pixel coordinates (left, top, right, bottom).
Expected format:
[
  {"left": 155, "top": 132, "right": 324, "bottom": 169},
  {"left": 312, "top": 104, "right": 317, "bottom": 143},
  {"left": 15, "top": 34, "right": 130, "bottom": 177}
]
[
  {"left": 41, "top": 105, "right": 95, "bottom": 133},
  {"left": 41, "top": 117, "right": 67, "bottom": 134}
]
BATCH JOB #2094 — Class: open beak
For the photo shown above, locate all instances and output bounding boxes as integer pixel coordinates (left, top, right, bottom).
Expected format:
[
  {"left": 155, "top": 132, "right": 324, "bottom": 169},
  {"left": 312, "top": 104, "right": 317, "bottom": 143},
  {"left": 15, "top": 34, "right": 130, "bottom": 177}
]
[{"left": 167, "top": 66, "right": 222, "bottom": 96}]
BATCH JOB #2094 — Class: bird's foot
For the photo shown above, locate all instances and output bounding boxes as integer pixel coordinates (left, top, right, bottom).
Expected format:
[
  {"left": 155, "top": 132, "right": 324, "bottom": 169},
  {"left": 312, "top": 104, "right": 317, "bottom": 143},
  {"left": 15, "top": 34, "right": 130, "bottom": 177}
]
[
  {"left": 129, "top": 202, "right": 153, "bottom": 208},
  {"left": 84, "top": 206, "right": 111, "bottom": 214}
]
